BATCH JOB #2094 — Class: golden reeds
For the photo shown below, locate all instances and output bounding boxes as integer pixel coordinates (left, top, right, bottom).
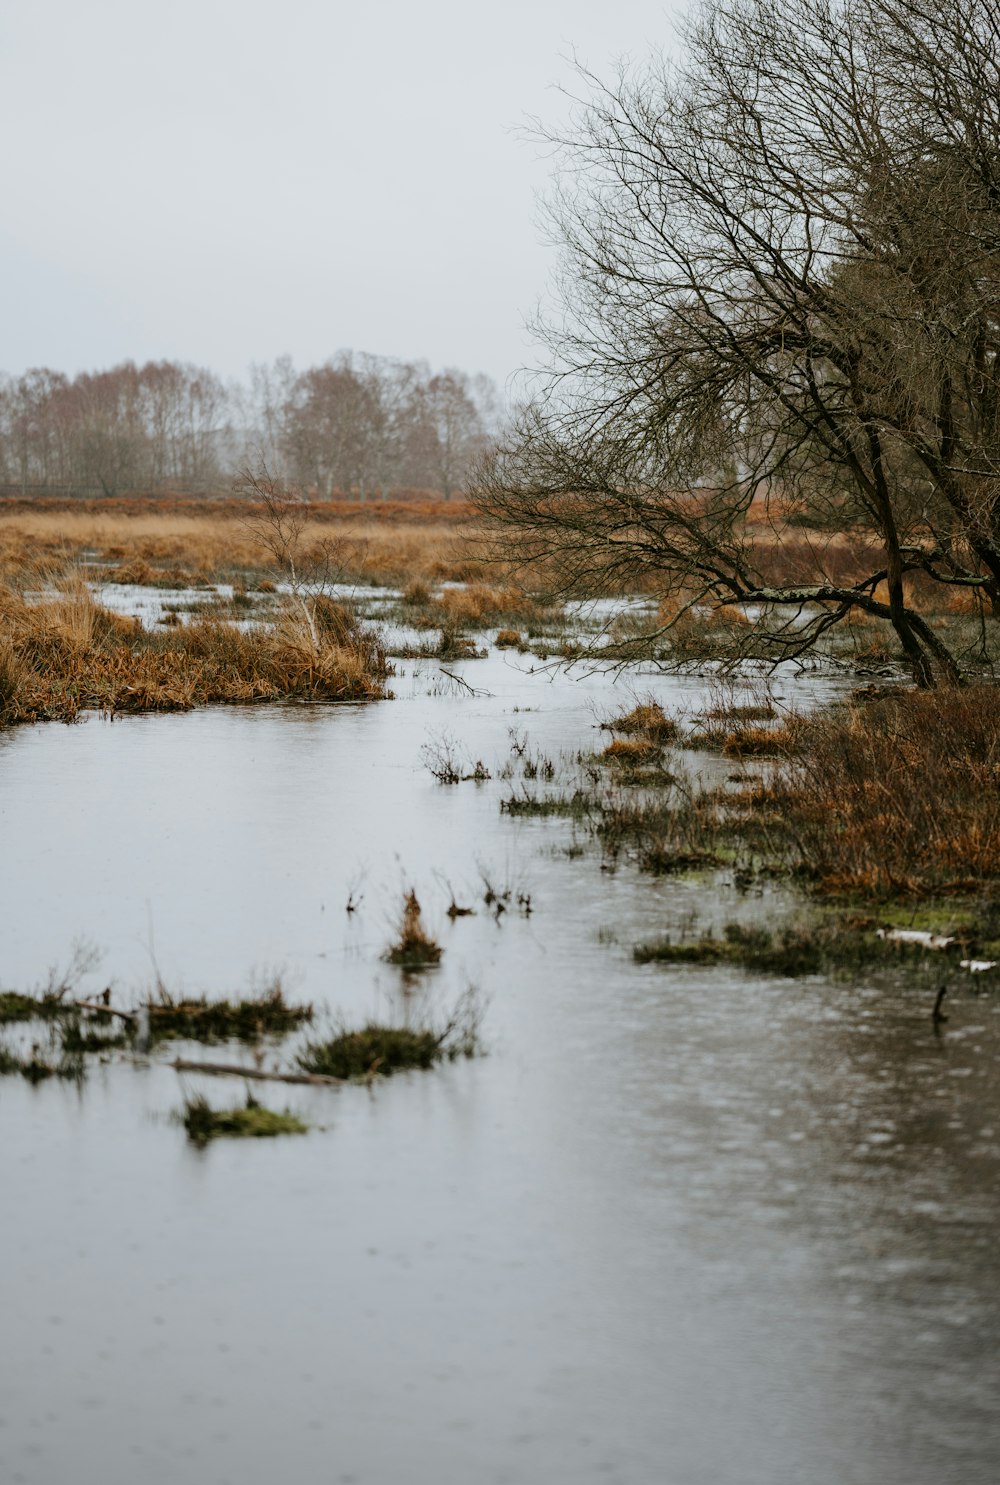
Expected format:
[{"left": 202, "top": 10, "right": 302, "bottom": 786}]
[
  {"left": 0, "top": 580, "right": 389, "bottom": 728},
  {"left": 0, "top": 497, "right": 483, "bottom": 588},
  {"left": 770, "top": 687, "right": 1000, "bottom": 896}
]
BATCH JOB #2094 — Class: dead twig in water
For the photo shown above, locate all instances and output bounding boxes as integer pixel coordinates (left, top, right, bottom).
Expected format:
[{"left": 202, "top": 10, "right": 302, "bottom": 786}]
[{"left": 437, "top": 668, "right": 490, "bottom": 697}]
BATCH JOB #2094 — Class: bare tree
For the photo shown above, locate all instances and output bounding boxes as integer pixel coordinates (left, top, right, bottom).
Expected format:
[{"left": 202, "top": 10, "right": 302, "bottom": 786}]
[
  {"left": 473, "top": 0, "right": 1000, "bottom": 684},
  {"left": 235, "top": 462, "right": 351, "bottom": 654},
  {"left": 424, "top": 370, "right": 491, "bottom": 499}
]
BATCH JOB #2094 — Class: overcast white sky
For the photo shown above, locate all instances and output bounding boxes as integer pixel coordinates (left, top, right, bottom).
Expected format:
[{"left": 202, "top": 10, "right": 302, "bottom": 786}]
[{"left": 0, "top": 0, "right": 682, "bottom": 395}]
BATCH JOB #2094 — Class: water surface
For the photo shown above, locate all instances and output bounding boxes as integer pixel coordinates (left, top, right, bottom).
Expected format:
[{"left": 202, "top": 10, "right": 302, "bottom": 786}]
[{"left": 1, "top": 654, "right": 997, "bottom": 1484}]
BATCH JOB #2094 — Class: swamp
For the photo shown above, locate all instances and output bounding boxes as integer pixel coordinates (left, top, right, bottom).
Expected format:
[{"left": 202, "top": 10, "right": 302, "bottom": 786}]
[
  {"left": 1, "top": 491, "right": 999, "bottom": 1484},
  {"left": 5, "top": 0, "right": 1000, "bottom": 1476}
]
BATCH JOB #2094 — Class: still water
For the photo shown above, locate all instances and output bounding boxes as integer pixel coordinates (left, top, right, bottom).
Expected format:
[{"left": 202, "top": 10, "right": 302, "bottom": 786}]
[{"left": 1, "top": 652, "right": 998, "bottom": 1484}]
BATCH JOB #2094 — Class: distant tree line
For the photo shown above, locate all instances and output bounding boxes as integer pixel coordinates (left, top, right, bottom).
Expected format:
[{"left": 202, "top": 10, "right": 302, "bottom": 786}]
[{"left": 0, "top": 353, "right": 500, "bottom": 499}]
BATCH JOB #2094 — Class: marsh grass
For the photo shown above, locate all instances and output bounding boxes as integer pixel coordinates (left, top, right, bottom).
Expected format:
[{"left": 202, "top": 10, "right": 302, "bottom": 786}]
[
  {"left": 0, "top": 967, "right": 312, "bottom": 1073},
  {"left": 297, "top": 1025, "right": 445, "bottom": 1078},
  {"left": 706, "top": 702, "right": 776, "bottom": 723},
  {"left": 596, "top": 771, "right": 728, "bottom": 875},
  {"left": 501, "top": 788, "right": 594, "bottom": 818},
  {"left": 297, "top": 994, "right": 481, "bottom": 1080},
  {"left": 0, "top": 497, "right": 485, "bottom": 590},
  {"left": 761, "top": 687, "right": 1000, "bottom": 897},
  {"left": 59, "top": 1017, "right": 132, "bottom": 1055},
  {"left": 392, "top": 627, "right": 484, "bottom": 661},
  {"left": 600, "top": 698, "right": 677, "bottom": 743},
  {"left": 422, "top": 583, "right": 551, "bottom": 630},
  {"left": 385, "top": 892, "right": 443, "bottom": 969},
  {"left": 602, "top": 737, "right": 663, "bottom": 766},
  {"left": 181, "top": 1092, "right": 309, "bottom": 1145},
  {"left": 572, "top": 685, "right": 1000, "bottom": 900},
  {"left": 593, "top": 698, "right": 685, "bottom": 784},
  {"left": 0, "top": 990, "right": 69, "bottom": 1024},
  {"left": 0, "top": 580, "right": 389, "bottom": 727},
  {"left": 598, "top": 738, "right": 678, "bottom": 783},
  {"left": 0, "top": 1039, "right": 86, "bottom": 1083},
  {"left": 633, "top": 918, "right": 983, "bottom": 980},
  {"left": 146, "top": 984, "right": 314, "bottom": 1045},
  {"left": 719, "top": 722, "right": 802, "bottom": 759},
  {"left": 0, "top": 636, "right": 22, "bottom": 719}
]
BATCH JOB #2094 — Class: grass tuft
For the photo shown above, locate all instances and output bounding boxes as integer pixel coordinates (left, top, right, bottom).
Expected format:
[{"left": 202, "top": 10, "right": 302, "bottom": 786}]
[
  {"left": 297, "top": 1025, "right": 445, "bottom": 1079},
  {"left": 601, "top": 737, "right": 662, "bottom": 766},
  {"left": 297, "top": 991, "right": 482, "bottom": 1080},
  {"left": 147, "top": 984, "right": 313, "bottom": 1045},
  {"left": 0, "top": 1040, "right": 87, "bottom": 1083},
  {"left": 0, "top": 990, "right": 68, "bottom": 1024},
  {"left": 385, "top": 891, "right": 442, "bottom": 969},
  {"left": 601, "top": 698, "right": 677, "bottom": 743},
  {"left": 181, "top": 1092, "right": 309, "bottom": 1144}
]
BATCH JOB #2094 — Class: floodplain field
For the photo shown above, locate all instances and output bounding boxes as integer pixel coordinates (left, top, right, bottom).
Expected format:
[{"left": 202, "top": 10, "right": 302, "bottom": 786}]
[{"left": 1, "top": 493, "right": 999, "bottom": 1484}]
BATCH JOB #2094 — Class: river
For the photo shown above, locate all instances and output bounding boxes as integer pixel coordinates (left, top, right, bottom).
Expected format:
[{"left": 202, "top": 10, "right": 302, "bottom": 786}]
[{"left": 1, "top": 646, "right": 997, "bottom": 1484}]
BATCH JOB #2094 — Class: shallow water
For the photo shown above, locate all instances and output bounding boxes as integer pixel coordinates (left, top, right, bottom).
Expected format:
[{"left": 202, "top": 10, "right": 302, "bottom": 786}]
[{"left": 1, "top": 653, "right": 998, "bottom": 1485}]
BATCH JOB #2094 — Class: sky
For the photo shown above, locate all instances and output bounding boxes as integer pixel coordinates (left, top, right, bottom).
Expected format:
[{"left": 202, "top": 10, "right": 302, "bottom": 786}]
[{"left": 0, "top": 0, "right": 681, "bottom": 397}]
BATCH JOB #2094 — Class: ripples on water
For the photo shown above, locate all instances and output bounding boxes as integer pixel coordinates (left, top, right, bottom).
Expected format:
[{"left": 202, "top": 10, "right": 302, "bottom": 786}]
[{"left": 0, "top": 644, "right": 998, "bottom": 1485}]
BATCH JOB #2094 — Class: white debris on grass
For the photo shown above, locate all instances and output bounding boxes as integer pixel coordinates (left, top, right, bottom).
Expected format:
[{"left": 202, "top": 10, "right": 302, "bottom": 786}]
[
  {"left": 875, "top": 928, "right": 998, "bottom": 973},
  {"left": 876, "top": 928, "right": 956, "bottom": 950}
]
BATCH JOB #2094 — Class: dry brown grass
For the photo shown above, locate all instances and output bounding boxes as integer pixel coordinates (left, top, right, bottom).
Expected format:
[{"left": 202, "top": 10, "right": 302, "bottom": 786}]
[
  {"left": 602, "top": 737, "right": 662, "bottom": 765},
  {"left": 721, "top": 721, "right": 802, "bottom": 758},
  {"left": 432, "top": 583, "right": 540, "bottom": 627},
  {"left": 602, "top": 699, "right": 677, "bottom": 743},
  {"left": 770, "top": 687, "right": 1000, "bottom": 896},
  {"left": 0, "top": 496, "right": 485, "bottom": 589},
  {"left": 385, "top": 891, "right": 442, "bottom": 970},
  {"left": 0, "top": 580, "right": 389, "bottom": 727}
]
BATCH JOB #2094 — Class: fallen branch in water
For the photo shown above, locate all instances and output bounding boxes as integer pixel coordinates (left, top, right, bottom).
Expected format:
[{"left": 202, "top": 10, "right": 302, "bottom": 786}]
[
  {"left": 73, "top": 1000, "right": 137, "bottom": 1022},
  {"left": 170, "top": 1057, "right": 342, "bottom": 1086},
  {"left": 437, "top": 668, "right": 491, "bottom": 697}
]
